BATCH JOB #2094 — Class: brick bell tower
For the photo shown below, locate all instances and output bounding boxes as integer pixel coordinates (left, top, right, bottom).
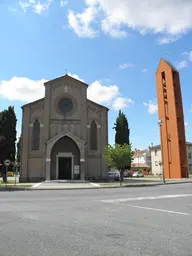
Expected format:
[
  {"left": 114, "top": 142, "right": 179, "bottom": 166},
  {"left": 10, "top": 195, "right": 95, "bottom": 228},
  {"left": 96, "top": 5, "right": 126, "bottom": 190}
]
[{"left": 156, "top": 59, "right": 188, "bottom": 178}]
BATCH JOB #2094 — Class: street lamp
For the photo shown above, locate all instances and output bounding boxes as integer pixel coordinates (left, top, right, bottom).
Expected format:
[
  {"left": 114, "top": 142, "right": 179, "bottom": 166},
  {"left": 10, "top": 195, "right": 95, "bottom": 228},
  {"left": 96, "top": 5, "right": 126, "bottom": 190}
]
[{"left": 158, "top": 120, "right": 165, "bottom": 184}]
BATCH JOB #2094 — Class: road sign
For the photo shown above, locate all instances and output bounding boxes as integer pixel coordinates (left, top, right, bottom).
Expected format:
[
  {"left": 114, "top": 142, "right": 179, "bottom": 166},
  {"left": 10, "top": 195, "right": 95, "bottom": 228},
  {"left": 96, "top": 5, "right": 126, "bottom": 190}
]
[{"left": 4, "top": 159, "right": 11, "bottom": 166}]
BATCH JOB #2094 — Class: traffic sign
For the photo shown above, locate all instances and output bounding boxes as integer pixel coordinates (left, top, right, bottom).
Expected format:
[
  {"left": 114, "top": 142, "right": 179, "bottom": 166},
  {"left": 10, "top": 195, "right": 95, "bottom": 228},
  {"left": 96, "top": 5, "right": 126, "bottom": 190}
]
[{"left": 4, "top": 159, "right": 11, "bottom": 166}]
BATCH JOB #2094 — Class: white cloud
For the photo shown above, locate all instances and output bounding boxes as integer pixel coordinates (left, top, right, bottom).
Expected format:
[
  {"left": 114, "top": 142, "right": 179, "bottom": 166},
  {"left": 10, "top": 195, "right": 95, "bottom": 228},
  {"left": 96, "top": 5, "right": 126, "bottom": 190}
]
[
  {"left": 176, "top": 60, "right": 188, "bottom": 69},
  {"left": 183, "top": 51, "right": 192, "bottom": 62},
  {"left": 0, "top": 76, "right": 133, "bottom": 111},
  {"left": 101, "top": 18, "right": 128, "bottom": 38},
  {"left": 112, "top": 97, "right": 134, "bottom": 111},
  {"left": 185, "top": 122, "right": 188, "bottom": 127},
  {"left": 60, "top": 0, "right": 67, "bottom": 7},
  {"left": 87, "top": 81, "right": 119, "bottom": 105},
  {"left": 68, "top": 7, "right": 98, "bottom": 38},
  {"left": 157, "top": 35, "right": 181, "bottom": 45},
  {"left": 119, "top": 63, "right": 135, "bottom": 69},
  {"left": 143, "top": 101, "right": 158, "bottom": 114},
  {"left": 142, "top": 68, "right": 148, "bottom": 73},
  {"left": 68, "top": 0, "right": 192, "bottom": 40},
  {"left": 87, "top": 81, "right": 133, "bottom": 110},
  {"left": 0, "top": 77, "right": 46, "bottom": 102},
  {"left": 68, "top": 73, "right": 85, "bottom": 83},
  {"left": 19, "top": 0, "right": 53, "bottom": 14}
]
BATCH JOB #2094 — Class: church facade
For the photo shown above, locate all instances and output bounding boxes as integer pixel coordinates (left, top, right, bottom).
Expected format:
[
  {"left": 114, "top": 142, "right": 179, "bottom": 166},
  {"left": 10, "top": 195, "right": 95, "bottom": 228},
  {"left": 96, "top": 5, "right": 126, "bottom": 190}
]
[{"left": 20, "top": 75, "right": 109, "bottom": 182}]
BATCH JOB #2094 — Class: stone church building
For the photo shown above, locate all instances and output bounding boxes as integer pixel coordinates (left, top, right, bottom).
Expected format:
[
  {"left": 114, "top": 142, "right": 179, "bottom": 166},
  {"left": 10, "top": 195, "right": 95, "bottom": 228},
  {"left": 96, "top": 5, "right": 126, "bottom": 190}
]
[{"left": 20, "top": 75, "right": 109, "bottom": 182}]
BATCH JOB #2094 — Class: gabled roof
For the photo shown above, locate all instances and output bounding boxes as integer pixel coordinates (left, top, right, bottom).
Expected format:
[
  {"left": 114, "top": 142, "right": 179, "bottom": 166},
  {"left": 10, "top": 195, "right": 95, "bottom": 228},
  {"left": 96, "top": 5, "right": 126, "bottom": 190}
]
[
  {"left": 21, "top": 74, "right": 109, "bottom": 110},
  {"left": 156, "top": 58, "right": 178, "bottom": 73},
  {"left": 44, "top": 74, "right": 89, "bottom": 87},
  {"left": 132, "top": 163, "right": 150, "bottom": 168},
  {"left": 133, "top": 150, "right": 147, "bottom": 157},
  {"left": 88, "top": 99, "right": 109, "bottom": 111},
  {"left": 21, "top": 98, "right": 44, "bottom": 109}
]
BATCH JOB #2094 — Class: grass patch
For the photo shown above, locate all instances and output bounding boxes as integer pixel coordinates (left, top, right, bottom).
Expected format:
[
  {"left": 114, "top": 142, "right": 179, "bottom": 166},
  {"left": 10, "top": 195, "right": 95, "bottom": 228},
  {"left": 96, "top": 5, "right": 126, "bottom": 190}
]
[{"left": 0, "top": 182, "right": 32, "bottom": 188}]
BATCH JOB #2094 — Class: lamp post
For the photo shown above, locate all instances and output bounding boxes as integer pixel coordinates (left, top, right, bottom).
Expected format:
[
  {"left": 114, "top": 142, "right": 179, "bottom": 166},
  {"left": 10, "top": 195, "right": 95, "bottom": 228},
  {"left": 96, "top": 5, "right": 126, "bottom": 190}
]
[{"left": 158, "top": 120, "right": 165, "bottom": 184}]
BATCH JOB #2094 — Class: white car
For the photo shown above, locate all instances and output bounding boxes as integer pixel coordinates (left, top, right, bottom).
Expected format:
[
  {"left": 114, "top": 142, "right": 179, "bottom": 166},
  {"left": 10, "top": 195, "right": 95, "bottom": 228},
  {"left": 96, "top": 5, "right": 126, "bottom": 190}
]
[
  {"left": 108, "top": 171, "right": 120, "bottom": 181},
  {"left": 132, "top": 171, "right": 144, "bottom": 177}
]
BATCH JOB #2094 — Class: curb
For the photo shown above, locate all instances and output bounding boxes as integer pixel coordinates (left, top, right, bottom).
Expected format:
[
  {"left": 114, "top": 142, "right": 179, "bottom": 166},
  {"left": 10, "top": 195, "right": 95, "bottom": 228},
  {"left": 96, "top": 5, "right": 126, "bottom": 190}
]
[
  {"left": 0, "top": 180, "right": 191, "bottom": 191},
  {"left": 28, "top": 180, "right": 192, "bottom": 190}
]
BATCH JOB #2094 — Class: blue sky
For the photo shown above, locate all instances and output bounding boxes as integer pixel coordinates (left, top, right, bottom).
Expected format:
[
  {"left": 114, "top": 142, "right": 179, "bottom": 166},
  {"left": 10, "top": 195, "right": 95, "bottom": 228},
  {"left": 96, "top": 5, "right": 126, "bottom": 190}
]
[{"left": 0, "top": 0, "right": 192, "bottom": 149}]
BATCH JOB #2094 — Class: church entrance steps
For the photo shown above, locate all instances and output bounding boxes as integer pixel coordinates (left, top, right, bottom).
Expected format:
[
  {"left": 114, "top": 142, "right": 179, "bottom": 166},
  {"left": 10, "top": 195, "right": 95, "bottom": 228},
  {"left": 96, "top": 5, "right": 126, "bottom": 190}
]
[
  {"left": 44, "top": 180, "right": 88, "bottom": 183},
  {"left": 31, "top": 180, "right": 101, "bottom": 189}
]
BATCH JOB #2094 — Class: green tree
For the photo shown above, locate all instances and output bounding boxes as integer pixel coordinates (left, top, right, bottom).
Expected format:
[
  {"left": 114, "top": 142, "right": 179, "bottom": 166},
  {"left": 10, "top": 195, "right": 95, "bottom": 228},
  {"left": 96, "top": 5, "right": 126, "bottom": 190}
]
[
  {"left": 114, "top": 110, "right": 130, "bottom": 145},
  {"left": 104, "top": 144, "right": 133, "bottom": 186},
  {"left": 0, "top": 106, "right": 17, "bottom": 163},
  {"left": 0, "top": 135, "right": 6, "bottom": 171},
  {"left": 16, "top": 136, "right": 21, "bottom": 163}
]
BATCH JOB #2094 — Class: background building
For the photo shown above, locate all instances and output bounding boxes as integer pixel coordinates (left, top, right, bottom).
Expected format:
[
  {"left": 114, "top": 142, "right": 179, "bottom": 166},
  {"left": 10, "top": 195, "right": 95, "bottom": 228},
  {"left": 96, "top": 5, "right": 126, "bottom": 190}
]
[
  {"left": 132, "top": 149, "right": 152, "bottom": 174},
  {"left": 151, "top": 142, "right": 192, "bottom": 176}
]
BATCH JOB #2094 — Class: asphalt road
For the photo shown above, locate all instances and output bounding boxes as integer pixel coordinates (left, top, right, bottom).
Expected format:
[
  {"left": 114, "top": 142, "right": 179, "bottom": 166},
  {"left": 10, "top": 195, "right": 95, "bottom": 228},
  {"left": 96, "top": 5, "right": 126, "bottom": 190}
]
[{"left": 0, "top": 184, "right": 192, "bottom": 256}]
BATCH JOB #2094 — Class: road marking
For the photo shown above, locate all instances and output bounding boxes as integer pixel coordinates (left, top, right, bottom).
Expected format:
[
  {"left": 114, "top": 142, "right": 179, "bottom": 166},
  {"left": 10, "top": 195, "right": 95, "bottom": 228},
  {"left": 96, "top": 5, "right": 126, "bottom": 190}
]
[
  {"left": 32, "top": 183, "right": 42, "bottom": 188},
  {"left": 101, "top": 194, "right": 192, "bottom": 203},
  {"left": 113, "top": 203, "right": 191, "bottom": 216},
  {"left": 90, "top": 182, "right": 101, "bottom": 187}
]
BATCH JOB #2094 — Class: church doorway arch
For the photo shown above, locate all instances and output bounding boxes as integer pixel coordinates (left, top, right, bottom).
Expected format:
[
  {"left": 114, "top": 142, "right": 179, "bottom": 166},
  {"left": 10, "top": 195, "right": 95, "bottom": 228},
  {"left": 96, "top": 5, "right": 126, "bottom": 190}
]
[{"left": 50, "top": 136, "right": 80, "bottom": 180}]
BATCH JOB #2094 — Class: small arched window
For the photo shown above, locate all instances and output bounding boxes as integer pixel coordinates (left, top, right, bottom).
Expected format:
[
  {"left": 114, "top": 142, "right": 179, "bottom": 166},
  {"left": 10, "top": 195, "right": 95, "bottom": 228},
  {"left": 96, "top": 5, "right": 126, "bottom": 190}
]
[
  {"left": 90, "top": 120, "right": 97, "bottom": 150},
  {"left": 32, "top": 120, "right": 40, "bottom": 150}
]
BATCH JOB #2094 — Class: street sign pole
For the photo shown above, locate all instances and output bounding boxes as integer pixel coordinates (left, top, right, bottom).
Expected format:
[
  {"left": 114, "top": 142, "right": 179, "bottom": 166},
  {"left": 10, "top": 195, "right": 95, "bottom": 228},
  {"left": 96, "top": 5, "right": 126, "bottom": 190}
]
[
  {"left": 5, "top": 165, "right": 8, "bottom": 186},
  {"left": 4, "top": 159, "right": 11, "bottom": 185}
]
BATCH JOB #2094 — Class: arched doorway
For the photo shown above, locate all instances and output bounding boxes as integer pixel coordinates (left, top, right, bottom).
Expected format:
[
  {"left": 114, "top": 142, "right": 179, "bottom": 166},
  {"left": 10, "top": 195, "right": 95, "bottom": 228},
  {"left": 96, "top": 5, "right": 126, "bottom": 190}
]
[{"left": 50, "top": 136, "right": 80, "bottom": 180}]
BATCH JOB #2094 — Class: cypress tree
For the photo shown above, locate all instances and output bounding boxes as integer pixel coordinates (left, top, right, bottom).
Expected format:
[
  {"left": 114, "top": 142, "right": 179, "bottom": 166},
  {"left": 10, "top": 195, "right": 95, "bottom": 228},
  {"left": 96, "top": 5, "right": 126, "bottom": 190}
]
[
  {"left": 0, "top": 106, "right": 17, "bottom": 163},
  {"left": 16, "top": 136, "right": 21, "bottom": 163},
  {"left": 114, "top": 110, "right": 130, "bottom": 145}
]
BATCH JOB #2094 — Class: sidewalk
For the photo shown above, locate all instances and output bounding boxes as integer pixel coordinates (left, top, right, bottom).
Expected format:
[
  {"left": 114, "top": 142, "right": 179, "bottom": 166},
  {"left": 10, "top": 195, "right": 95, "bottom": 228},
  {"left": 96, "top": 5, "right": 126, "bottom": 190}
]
[
  {"left": 30, "top": 178, "right": 192, "bottom": 190},
  {"left": 0, "top": 178, "right": 192, "bottom": 191},
  {"left": 31, "top": 180, "right": 101, "bottom": 190}
]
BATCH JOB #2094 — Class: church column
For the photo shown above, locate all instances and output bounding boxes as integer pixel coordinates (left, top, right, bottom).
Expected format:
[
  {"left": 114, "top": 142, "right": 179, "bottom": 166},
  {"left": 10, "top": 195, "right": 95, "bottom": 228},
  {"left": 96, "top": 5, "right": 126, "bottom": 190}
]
[
  {"left": 43, "top": 84, "right": 51, "bottom": 179},
  {"left": 80, "top": 143, "right": 85, "bottom": 180},
  {"left": 45, "top": 143, "right": 51, "bottom": 181},
  {"left": 45, "top": 158, "right": 51, "bottom": 181},
  {"left": 20, "top": 106, "right": 30, "bottom": 182},
  {"left": 80, "top": 159, "right": 85, "bottom": 180},
  {"left": 101, "top": 110, "right": 108, "bottom": 178}
]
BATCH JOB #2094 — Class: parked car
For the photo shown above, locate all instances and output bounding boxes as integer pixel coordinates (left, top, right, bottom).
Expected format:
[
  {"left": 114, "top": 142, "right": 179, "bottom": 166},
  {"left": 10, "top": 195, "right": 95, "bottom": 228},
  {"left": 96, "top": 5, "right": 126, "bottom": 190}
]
[
  {"left": 123, "top": 171, "right": 133, "bottom": 177},
  {"left": 108, "top": 171, "right": 120, "bottom": 181},
  {"left": 132, "top": 171, "right": 144, "bottom": 178}
]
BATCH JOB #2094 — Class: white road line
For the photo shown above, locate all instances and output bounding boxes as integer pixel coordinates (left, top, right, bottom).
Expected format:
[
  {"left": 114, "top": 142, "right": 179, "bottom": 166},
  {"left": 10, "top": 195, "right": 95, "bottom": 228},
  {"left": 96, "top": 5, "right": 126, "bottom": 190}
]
[
  {"left": 90, "top": 182, "right": 101, "bottom": 187},
  {"left": 113, "top": 203, "right": 191, "bottom": 216},
  {"left": 101, "top": 194, "right": 192, "bottom": 203},
  {"left": 32, "top": 183, "right": 42, "bottom": 188}
]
